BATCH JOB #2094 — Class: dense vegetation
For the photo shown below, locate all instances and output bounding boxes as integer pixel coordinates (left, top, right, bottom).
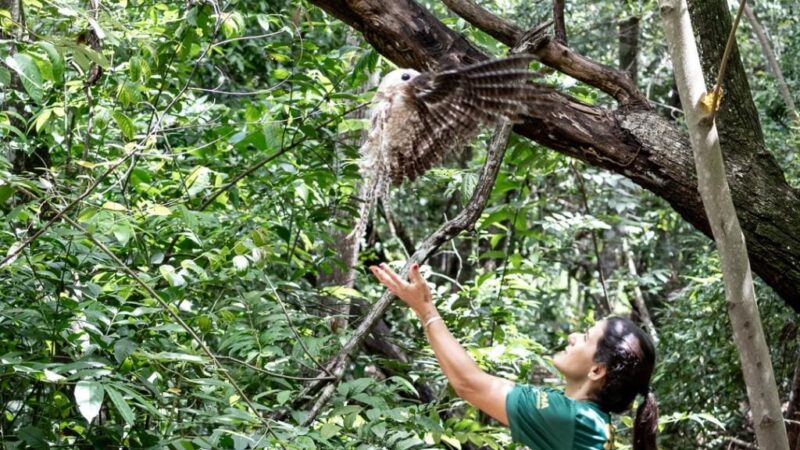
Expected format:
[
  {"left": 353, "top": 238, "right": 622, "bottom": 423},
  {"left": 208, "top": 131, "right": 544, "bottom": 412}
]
[{"left": 0, "top": 0, "right": 798, "bottom": 448}]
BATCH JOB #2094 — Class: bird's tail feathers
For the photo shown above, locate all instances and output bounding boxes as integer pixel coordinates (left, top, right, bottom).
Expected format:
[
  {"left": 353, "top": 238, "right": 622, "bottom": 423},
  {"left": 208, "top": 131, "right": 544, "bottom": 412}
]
[{"left": 347, "top": 169, "right": 389, "bottom": 242}]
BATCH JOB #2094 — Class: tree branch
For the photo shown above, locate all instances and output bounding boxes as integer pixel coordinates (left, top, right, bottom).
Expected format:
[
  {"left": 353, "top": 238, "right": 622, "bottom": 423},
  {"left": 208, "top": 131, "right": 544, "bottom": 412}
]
[
  {"left": 308, "top": 0, "right": 800, "bottom": 310},
  {"left": 439, "top": 0, "right": 646, "bottom": 107},
  {"left": 553, "top": 0, "right": 567, "bottom": 44}
]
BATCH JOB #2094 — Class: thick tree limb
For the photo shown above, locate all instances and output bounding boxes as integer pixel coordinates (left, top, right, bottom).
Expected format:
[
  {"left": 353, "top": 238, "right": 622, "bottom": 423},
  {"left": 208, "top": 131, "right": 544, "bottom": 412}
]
[
  {"left": 309, "top": 0, "right": 800, "bottom": 310},
  {"left": 658, "top": 0, "right": 789, "bottom": 447},
  {"left": 288, "top": 121, "right": 515, "bottom": 425}
]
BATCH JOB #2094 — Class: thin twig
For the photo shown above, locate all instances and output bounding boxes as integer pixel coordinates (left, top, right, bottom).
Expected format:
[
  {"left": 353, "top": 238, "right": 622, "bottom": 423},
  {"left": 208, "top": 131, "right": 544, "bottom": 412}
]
[
  {"left": 569, "top": 161, "right": 611, "bottom": 316},
  {"left": 215, "top": 355, "right": 335, "bottom": 381},
  {"left": 262, "top": 273, "right": 334, "bottom": 377},
  {"left": 709, "top": 0, "right": 747, "bottom": 123}
]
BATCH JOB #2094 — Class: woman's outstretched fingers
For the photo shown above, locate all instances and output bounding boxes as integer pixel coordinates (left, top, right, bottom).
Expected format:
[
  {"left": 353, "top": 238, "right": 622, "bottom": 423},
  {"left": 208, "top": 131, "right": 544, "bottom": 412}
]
[
  {"left": 380, "top": 263, "right": 407, "bottom": 287},
  {"left": 370, "top": 265, "right": 398, "bottom": 292}
]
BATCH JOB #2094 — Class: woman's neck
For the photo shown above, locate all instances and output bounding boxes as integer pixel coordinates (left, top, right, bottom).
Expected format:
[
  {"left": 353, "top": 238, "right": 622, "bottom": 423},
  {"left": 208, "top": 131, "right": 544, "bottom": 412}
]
[{"left": 564, "top": 379, "right": 595, "bottom": 401}]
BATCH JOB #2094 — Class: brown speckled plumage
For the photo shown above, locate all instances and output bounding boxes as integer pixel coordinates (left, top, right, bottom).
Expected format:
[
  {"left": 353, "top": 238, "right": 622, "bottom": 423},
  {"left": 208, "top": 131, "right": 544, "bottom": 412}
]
[{"left": 351, "top": 55, "right": 537, "bottom": 239}]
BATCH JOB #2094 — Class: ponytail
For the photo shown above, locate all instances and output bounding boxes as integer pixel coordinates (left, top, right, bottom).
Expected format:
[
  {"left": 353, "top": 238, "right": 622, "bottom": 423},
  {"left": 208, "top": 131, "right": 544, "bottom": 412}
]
[
  {"left": 633, "top": 389, "right": 658, "bottom": 450},
  {"left": 591, "top": 317, "right": 658, "bottom": 449}
]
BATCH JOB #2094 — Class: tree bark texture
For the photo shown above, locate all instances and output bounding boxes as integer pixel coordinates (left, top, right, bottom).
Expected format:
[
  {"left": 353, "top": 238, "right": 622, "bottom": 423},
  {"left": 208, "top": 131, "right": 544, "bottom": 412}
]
[
  {"left": 658, "top": 0, "right": 789, "bottom": 448},
  {"left": 308, "top": 0, "right": 800, "bottom": 311}
]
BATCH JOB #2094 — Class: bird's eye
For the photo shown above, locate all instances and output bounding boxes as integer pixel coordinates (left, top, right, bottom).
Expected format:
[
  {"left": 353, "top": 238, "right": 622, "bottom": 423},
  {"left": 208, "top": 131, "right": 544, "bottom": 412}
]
[{"left": 401, "top": 73, "right": 411, "bottom": 81}]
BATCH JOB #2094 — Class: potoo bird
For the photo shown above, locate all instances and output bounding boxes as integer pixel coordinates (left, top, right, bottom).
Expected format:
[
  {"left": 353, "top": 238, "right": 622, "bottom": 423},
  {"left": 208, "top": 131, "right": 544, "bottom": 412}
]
[{"left": 352, "top": 55, "right": 537, "bottom": 239}]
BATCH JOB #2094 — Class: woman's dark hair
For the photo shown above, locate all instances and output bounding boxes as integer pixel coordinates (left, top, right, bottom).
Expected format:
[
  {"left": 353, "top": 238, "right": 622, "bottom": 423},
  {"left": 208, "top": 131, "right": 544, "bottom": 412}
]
[{"left": 592, "top": 317, "right": 658, "bottom": 450}]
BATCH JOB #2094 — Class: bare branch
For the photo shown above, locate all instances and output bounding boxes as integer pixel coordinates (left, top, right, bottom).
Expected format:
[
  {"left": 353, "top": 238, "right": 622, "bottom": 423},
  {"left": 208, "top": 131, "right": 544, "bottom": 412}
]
[
  {"left": 569, "top": 161, "right": 611, "bottom": 316},
  {"left": 743, "top": 4, "right": 799, "bottom": 123},
  {"left": 440, "top": 0, "right": 646, "bottom": 107},
  {"left": 215, "top": 355, "right": 335, "bottom": 381},
  {"left": 441, "top": 0, "right": 522, "bottom": 43},
  {"left": 553, "top": 0, "right": 567, "bottom": 44}
]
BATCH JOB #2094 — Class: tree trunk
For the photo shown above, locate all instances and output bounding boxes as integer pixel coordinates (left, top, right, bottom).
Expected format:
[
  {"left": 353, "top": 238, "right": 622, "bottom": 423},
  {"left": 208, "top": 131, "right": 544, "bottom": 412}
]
[
  {"left": 742, "top": 4, "right": 799, "bottom": 124},
  {"left": 658, "top": 0, "right": 789, "bottom": 448},
  {"left": 787, "top": 351, "right": 800, "bottom": 449},
  {"left": 307, "top": 0, "right": 800, "bottom": 311}
]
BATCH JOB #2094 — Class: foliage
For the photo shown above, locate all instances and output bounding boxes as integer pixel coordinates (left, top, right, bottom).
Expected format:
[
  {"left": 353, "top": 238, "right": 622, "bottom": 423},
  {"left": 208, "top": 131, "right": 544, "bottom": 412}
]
[{"left": 0, "top": 0, "right": 797, "bottom": 448}]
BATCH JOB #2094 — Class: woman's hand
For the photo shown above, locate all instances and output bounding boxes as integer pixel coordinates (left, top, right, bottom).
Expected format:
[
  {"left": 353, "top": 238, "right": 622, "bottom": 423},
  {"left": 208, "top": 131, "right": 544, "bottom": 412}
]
[{"left": 370, "top": 263, "right": 437, "bottom": 320}]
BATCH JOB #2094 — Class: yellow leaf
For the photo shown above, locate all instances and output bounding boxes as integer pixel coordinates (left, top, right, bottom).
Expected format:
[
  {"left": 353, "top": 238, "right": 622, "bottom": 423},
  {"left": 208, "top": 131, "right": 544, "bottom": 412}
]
[
  {"left": 75, "top": 160, "right": 96, "bottom": 169},
  {"left": 699, "top": 86, "right": 724, "bottom": 114},
  {"left": 167, "top": 387, "right": 181, "bottom": 394},
  {"left": 146, "top": 204, "right": 171, "bottom": 216},
  {"left": 228, "top": 394, "right": 240, "bottom": 406},
  {"left": 102, "top": 201, "right": 127, "bottom": 212}
]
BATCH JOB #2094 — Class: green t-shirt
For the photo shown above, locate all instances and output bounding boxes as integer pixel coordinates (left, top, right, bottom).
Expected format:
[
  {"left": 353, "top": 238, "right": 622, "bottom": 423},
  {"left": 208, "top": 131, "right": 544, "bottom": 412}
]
[{"left": 506, "top": 384, "right": 612, "bottom": 450}]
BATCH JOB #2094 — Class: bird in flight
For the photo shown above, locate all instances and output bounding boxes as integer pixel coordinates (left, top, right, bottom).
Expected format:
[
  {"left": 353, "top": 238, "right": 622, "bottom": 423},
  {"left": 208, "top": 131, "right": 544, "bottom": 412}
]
[{"left": 351, "top": 55, "right": 538, "bottom": 240}]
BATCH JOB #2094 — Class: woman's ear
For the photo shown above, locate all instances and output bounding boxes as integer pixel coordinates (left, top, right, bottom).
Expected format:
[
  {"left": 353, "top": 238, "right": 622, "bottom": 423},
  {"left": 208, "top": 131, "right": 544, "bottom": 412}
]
[{"left": 587, "top": 363, "right": 607, "bottom": 382}]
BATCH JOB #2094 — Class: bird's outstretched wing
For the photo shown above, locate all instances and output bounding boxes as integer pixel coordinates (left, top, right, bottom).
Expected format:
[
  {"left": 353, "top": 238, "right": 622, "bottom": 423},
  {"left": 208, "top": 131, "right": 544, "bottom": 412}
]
[{"left": 392, "top": 55, "right": 537, "bottom": 183}]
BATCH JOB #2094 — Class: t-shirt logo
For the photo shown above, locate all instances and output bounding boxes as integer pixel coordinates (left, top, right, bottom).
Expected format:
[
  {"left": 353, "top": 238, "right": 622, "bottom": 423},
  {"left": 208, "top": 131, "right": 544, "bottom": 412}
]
[{"left": 535, "top": 393, "right": 550, "bottom": 410}]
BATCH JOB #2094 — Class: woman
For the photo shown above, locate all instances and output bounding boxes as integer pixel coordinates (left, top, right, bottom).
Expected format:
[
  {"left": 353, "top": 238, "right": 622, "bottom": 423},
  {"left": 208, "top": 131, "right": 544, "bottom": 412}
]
[{"left": 370, "top": 262, "right": 658, "bottom": 450}]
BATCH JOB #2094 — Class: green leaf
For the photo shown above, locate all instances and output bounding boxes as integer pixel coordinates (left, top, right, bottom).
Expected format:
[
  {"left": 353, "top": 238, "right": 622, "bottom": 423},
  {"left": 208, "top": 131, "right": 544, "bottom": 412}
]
[
  {"left": 0, "top": 67, "right": 11, "bottom": 86},
  {"left": 221, "top": 11, "right": 244, "bottom": 39},
  {"left": 256, "top": 14, "right": 271, "bottom": 32},
  {"left": 232, "top": 255, "right": 249, "bottom": 272},
  {"left": 117, "top": 80, "right": 139, "bottom": 108},
  {"left": 75, "top": 380, "right": 105, "bottom": 423},
  {"left": 38, "top": 42, "right": 65, "bottom": 82},
  {"left": 114, "top": 338, "right": 137, "bottom": 363},
  {"left": 0, "top": 184, "right": 13, "bottom": 204},
  {"left": 159, "top": 264, "right": 186, "bottom": 287},
  {"left": 33, "top": 108, "right": 52, "bottom": 132},
  {"left": 337, "top": 118, "right": 368, "bottom": 133},
  {"left": 18, "top": 425, "right": 49, "bottom": 448},
  {"left": 138, "top": 352, "right": 205, "bottom": 363},
  {"left": 0, "top": 122, "right": 27, "bottom": 141},
  {"left": 5, "top": 53, "right": 44, "bottom": 103},
  {"left": 75, "top": 44, "right": 110, "bottom": 69},
  {"left": 145, "top": 204, "right": 171, "bottom": 216},
  {"left": 321, "top": 285, "right": 366, "bottom": 300},
  {"left": 186, "top": 166, "right": 210, "bottom": 197},
  {"left": 102, "top": 201, "right": 127, "bottom": 212},
  {"left": 106, "top": 385, "right": 136, "bottom": 426},
  {"left": 112, "top": 222, "right": 134, "bottom": 245},
  {"left": 319, "top": 422, "right": 341, "bottom": 439},
  {"left": 112, "top": 111, "right": 135, "bottom": 141},
  {"left": 271, "top": 68, "right": 290, "bottom": 79}
]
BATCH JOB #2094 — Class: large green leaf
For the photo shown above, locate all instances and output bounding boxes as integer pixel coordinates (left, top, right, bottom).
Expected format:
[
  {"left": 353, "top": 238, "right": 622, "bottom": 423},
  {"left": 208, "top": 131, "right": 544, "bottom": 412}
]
[
  {"left": 74, "top": 380, "right": 105, "bottom": 423},
  {"left": 112, "top": 110, "right": 135, "bottom": 141},
  {"left": 38, "top": 42, "right": 65, "bottom": 82},
  {"left": 106, "top": 385, "right": 136, "bottom": 426},
  {"left": 5, "top": 53, "right": 44, "bottom": 103}
]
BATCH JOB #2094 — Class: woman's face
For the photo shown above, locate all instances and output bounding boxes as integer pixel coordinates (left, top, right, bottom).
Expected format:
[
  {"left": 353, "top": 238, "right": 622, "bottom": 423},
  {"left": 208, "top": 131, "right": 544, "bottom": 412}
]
[{"left": 553, "top": 320, "right": 606, "bottom": 383}]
